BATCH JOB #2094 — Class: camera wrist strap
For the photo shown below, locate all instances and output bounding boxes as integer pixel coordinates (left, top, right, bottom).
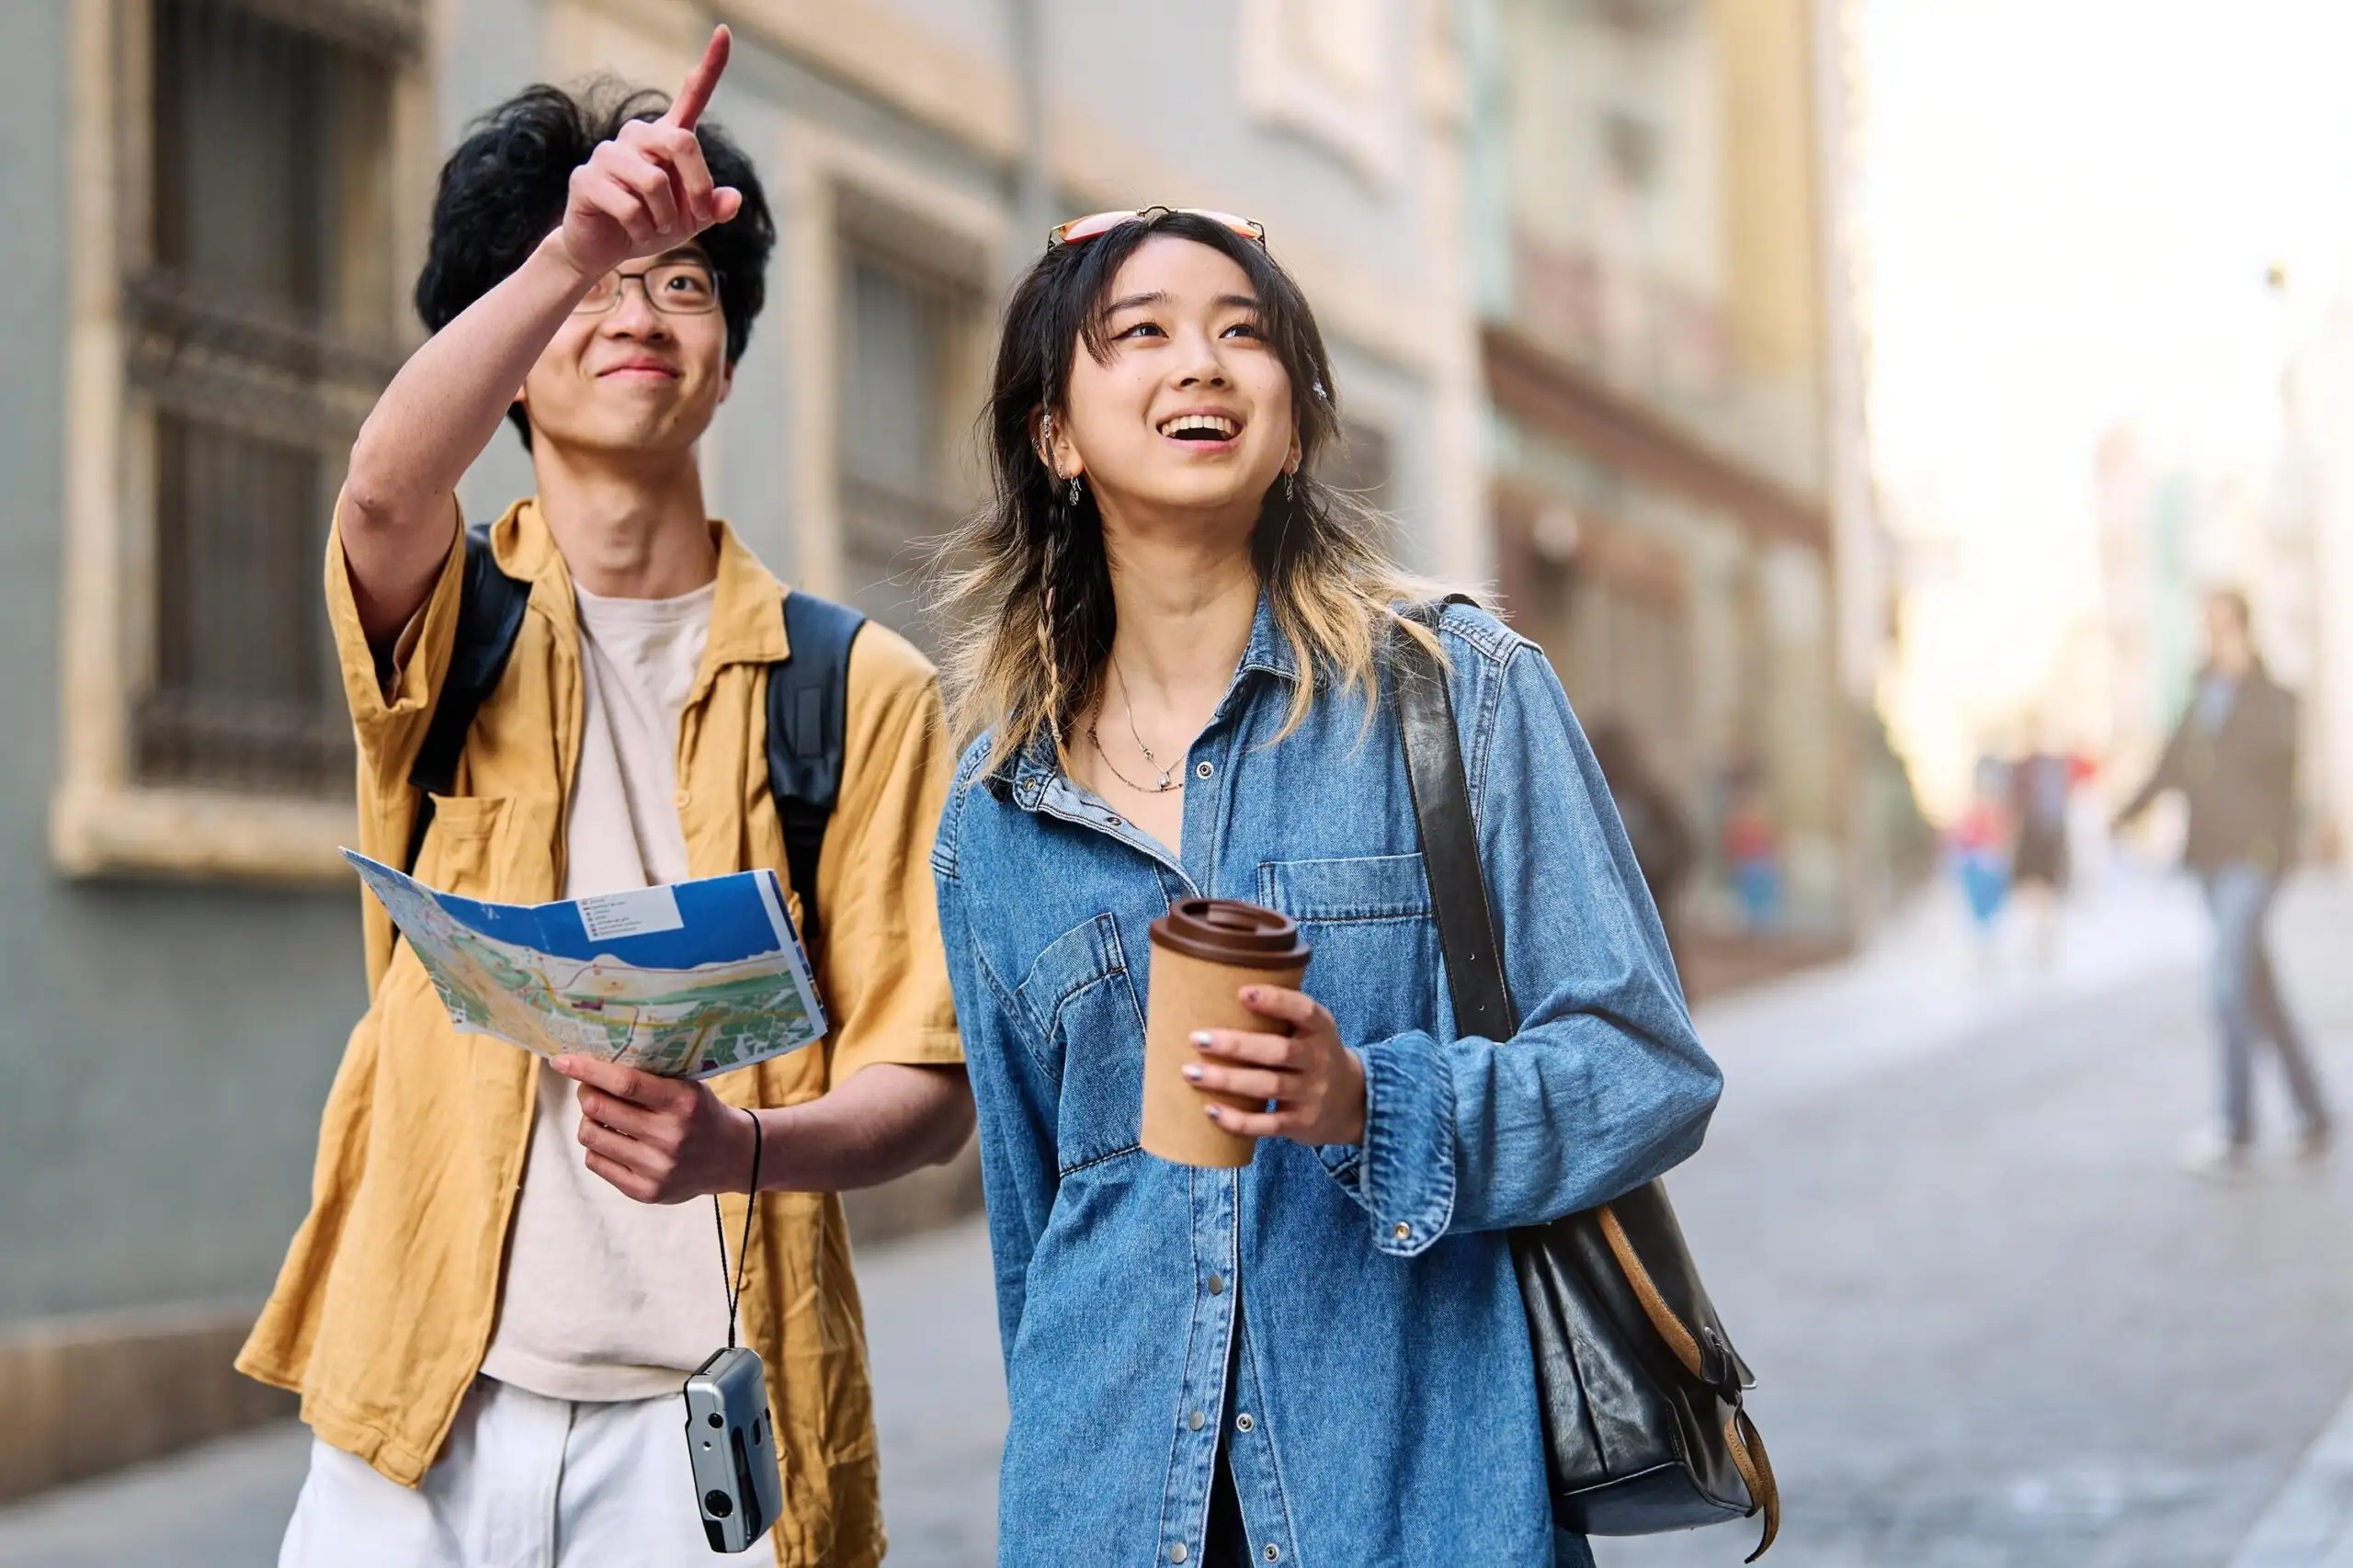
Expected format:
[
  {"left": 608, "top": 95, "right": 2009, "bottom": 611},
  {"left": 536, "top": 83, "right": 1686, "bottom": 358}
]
[{"left": 710, "top": 1108, "right": 763, "bottom": 1350}]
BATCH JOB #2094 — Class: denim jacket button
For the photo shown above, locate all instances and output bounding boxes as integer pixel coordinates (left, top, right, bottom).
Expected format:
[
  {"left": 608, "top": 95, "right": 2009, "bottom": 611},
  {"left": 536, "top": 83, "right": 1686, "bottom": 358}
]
[
  {"left": 1264, "top": 1547, "right": 1281, "bottom": 1562},
  {"left": 1206, "top": 1273, "right": 1225, "bottom": 1295},
  {"left": 1236, "top": 1413, "right": 1255, "bottom": 1432},
  {"left": 1196, "top": 760, "right": 1214, "bottom": 779},
  {"left": 1188, "top": 1410, "right": 1206, "bottom": 1431},
  {"left": 1392, "top": 1221, "right": 1412, "bottom": 1242},
  {"left": 1169, "top": 1545, "right": 1188, "bottom": 1563}
]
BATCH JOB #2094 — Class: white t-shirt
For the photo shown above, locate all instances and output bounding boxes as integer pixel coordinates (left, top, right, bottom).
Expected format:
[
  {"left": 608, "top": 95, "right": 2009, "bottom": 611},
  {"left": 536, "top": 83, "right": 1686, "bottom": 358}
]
[{"left": 479, "top": 579, "right": 735, "bottom": 1403}]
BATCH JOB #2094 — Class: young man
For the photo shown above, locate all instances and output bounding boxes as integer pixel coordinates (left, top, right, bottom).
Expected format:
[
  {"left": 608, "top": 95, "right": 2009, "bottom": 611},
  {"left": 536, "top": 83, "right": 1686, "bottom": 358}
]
[
  {"left": 239, "top": 30, "right": 971, "bottom": 1566},
  {"left": 2116, "top": 587, "right": 2333, "bottom": 1175}
]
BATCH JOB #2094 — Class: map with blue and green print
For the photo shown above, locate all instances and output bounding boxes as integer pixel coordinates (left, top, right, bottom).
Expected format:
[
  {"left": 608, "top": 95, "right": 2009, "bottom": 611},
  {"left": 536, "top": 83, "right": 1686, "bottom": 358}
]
[{"left": 346, "top": 851, "right": 827, "bottom": 1079}]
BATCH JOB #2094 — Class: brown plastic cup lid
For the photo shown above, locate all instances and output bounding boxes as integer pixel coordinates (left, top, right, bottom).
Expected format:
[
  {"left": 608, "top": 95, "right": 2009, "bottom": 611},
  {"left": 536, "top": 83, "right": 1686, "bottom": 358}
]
[{"left": 1149, "top": 898, "right": 1311, "bottom": 968}]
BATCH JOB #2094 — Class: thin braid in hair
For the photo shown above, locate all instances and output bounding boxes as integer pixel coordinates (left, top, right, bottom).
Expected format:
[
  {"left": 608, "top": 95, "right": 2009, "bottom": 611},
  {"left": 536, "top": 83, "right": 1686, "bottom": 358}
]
[{"left": 1034, "top": 505, "right": 1066, "bottom": 747}]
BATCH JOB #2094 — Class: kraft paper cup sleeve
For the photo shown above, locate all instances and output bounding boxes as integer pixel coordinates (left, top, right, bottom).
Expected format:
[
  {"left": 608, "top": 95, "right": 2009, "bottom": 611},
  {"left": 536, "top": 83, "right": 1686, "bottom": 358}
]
[{"left": 1140, "top": 943, "right": 1311, "bottom": 1169}]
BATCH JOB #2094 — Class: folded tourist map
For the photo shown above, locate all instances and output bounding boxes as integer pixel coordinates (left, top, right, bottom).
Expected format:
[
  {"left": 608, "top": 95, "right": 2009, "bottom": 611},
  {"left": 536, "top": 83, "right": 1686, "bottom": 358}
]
[{"left": 345, "top": 850, "right": 828, "bottom": 1079}]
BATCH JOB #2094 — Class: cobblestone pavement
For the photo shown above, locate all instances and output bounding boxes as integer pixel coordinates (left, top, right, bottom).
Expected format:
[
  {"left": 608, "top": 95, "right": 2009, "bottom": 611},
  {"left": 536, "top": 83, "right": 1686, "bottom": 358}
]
[
  {"left": 6, "top": 868, "right": 2350, "bottom": 1567},
  {"left": 1602, "top": 871, "right": 2353, "bottom": 1568}
]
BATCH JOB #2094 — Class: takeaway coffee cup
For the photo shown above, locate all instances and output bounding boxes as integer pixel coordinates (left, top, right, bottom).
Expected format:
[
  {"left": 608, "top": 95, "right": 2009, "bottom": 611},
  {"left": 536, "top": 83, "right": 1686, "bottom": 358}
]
[{"left": 1142, "top": 898, "right": 1313, "bottom": 1168}]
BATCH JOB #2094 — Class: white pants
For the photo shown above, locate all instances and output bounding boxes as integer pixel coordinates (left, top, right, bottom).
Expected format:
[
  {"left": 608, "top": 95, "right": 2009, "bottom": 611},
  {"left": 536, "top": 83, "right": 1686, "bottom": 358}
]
[{"left": 279, "top": 1377, "right": 765, "bottom": 1567}]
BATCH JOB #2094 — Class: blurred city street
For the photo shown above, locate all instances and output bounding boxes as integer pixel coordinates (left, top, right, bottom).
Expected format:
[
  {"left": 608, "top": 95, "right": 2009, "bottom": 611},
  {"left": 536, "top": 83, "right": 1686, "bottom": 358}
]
[
  {"left": 6, "top": 864, "right": 2350, "bottom": 1568},
  {"left": 8, "top": 3, "right": 2353, "bottom": 1564},
  {"left": 1609, "top": 865, "right": 2353, "bottom": 1568}
]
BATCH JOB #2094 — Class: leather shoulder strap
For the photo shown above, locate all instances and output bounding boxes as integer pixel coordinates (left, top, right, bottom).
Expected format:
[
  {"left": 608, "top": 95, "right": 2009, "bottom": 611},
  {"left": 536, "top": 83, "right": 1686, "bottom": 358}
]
[
  {"left": 767, "top": 590, "right": 868, "bottom": 942},
  {"left": 1398, "top": 608, "right": 1777, "bottom": 1555},
  {"left": 1393, "top": 599, "right": 1518, "bottom": 1040},
  {"left": 404, "top": 524, "right": 531, "bottom": 872}
]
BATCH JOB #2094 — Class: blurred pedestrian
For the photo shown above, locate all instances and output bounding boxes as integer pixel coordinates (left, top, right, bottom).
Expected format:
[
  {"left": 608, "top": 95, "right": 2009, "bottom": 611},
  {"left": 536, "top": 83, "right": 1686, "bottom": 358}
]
[
  {"left": 2008, "top": 735, "right": 2073, "bottom": 965},
  {"left": 1952, "top": 764, "right": 2011, "bottom": 966},
  {"left": 928, "top": 208, "right": 1721, "bottom": 1568},
  {"left": 244, "top": 32, "right": 973, "bottom": 1568},
  {"left": 1586, "top": 717, "right": 1697, "bottom": 966},
  {"left": 2114, "top": 587, "right": 2333, "bottom": 1175},
  {"left": 1721, "top": 767, "right": 1783, "bottom": 933}
]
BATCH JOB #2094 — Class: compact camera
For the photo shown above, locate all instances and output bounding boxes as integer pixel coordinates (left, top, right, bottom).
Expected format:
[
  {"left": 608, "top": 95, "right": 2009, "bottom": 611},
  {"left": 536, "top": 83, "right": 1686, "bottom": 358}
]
[{"left": 682, "top": 1346, "right": 786, "bottom": 1553}]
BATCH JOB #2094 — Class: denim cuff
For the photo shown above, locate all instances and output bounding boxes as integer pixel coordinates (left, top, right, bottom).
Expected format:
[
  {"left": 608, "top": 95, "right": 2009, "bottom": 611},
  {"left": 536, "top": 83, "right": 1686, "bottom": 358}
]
[
  {"left": 1356, "top": 1030, "right": 1458, "bottom": 1256},
  {"left": 1316, "top": 1141, "right": 1365, "bottom": 1195}
]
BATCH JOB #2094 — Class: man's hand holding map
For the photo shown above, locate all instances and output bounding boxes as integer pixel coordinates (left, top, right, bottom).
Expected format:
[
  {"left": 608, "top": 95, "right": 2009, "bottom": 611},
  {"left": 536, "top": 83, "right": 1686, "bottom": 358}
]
[{"left": 346, "top": 850, "right": 827, "bottom": 1079}]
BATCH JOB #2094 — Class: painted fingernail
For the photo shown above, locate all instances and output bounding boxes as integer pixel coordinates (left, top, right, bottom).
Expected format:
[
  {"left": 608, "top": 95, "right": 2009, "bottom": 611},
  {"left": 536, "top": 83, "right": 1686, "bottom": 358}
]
[
  {"left": 1183, "top": 1065, "right": 1203, "bottom": 1082},
  {"left": 1189, "top": 1030, "right": 1213, "bottom": 1048},
  {"left": 1204, "top": 1105, "right": 1222, "bottom": 1120}
]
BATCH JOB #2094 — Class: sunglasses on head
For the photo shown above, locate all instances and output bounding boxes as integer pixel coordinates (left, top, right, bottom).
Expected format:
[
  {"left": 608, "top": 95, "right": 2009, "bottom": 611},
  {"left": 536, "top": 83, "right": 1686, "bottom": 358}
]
[{"left": 1047, "top": 206, "right": 1268, "bottom": 250}]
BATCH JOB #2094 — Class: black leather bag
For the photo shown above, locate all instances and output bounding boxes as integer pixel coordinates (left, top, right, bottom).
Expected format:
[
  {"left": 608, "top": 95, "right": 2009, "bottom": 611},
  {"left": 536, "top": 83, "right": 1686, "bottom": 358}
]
[{"left": 1392, "top": 608, "right": 1779, "bottom": 1560}]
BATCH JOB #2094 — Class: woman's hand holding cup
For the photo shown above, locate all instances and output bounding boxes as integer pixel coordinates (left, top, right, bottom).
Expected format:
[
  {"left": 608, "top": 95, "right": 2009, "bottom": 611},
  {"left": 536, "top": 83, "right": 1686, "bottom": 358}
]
[{"left": 1185, "top": 985, "right": 1365, "bottom": 1147}]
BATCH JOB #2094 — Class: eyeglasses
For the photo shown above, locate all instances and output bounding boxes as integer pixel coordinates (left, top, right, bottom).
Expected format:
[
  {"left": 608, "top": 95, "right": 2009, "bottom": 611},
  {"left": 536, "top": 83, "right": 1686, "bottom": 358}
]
[
  {"left": 573, "top": 259, "right": 722, "bottom": 316},
  {"left": 1046, "top": 206, "right": 1267, "bottom": 250}
]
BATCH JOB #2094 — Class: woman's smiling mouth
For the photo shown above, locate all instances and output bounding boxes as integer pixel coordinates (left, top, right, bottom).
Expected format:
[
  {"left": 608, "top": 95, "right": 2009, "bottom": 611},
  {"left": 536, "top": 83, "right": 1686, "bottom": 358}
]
[{"left": 1156, "top": 410, "right": 1243, "bottom": 449}]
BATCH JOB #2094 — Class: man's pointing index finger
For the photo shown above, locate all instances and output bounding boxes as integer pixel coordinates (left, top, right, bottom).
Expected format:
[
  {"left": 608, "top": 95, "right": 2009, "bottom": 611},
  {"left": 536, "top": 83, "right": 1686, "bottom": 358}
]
[{"left": 663, "top": 24, "right": 731, "bottom": 131}]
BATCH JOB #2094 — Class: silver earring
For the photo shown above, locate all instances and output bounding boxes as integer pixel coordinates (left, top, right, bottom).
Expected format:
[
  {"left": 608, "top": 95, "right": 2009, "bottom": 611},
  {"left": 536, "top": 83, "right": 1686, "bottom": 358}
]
[
  {"left": 1283, "top": 471, "right": 1296, "bottom": 501},
  {"left": 1067, "top": 474, "right": 1082, "bottom": 506}
]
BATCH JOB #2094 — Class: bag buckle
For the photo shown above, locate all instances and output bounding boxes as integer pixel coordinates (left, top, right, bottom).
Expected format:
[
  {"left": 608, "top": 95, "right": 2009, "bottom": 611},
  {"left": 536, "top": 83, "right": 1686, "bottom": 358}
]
[{"left": 1699, "top": 1324, "right": 1745, "bottom": 1401}]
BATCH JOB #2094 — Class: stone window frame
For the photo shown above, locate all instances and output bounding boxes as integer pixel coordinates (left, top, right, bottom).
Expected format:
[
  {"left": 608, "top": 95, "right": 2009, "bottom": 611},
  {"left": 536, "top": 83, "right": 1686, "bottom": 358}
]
[
  {"left": 51, "top": 0, "right": 438, "bottom": 885},
  {"left": 1237, "top": 0, "right": 1411, "bottom": 187},
  {"left": 774, "top": 121, "right": 1004, "bottom": 615}
]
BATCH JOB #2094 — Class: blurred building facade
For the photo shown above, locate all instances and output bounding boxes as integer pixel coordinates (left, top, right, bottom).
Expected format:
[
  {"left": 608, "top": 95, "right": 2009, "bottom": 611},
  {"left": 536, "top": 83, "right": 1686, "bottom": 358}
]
[
  {"left": 2095, "top": 430, "right": 2217, "bottom": 795},
  {"left": 1462, "top": 0, "right": 1881, "bottom": 939},
  {"left": 2280, "top": 290, "right": 2353, "bottom": 864},
  {"left": 2, "top": 0, "right": 1483, "bottom": 1495}
]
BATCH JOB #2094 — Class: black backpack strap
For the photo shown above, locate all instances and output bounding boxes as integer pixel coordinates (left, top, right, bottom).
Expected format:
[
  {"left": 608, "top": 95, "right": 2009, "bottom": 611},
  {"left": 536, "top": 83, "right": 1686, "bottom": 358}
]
[
  {"left": 767, "top": 590, "right": 868, "bottom": 943},
  {"left": 1393, "top": 597, "right": 1518, "bottom": 1039},
  {"left": 403, "top": 524, "right": 531, "bottom": 872}
]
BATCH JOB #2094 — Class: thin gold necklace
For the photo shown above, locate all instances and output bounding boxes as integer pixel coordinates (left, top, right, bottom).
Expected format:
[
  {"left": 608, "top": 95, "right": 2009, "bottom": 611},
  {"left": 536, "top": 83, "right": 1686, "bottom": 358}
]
[
  {"left": 1088, "top": 663, "right": 1183, "bottom": 795},
  {"left": 1087, "top": 723, "right": 1180, "bottom": 795}
]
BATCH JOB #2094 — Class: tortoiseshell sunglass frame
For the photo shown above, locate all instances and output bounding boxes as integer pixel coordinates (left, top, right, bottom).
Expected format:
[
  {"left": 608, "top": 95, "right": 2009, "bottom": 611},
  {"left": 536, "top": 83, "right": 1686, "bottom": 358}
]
[{"left": 1046, "top": 206, "right": 1267, "bottom": 250}]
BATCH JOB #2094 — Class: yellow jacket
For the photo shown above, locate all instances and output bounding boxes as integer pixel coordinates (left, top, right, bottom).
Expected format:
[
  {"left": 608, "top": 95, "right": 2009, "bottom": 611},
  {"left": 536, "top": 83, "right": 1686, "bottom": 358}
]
[{"left": 238, "top": 501, "right": 961, "bottom": 1568}]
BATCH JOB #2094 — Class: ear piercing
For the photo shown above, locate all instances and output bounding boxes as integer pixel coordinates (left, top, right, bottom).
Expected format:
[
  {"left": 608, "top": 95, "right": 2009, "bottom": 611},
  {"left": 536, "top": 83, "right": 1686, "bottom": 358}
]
[{"left": 1040, "top": 411, "right": 1082, "bottom": 506}]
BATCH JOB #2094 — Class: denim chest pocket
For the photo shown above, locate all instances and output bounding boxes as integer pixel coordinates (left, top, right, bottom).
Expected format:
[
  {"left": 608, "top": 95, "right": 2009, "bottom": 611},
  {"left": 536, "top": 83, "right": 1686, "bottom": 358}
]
[
  {"left": 1257, "top": 853, "right": 1446, "bottom": 1045},
  {"left": 1012, "top": 914, "right": 1148, "bottom": 1175}
]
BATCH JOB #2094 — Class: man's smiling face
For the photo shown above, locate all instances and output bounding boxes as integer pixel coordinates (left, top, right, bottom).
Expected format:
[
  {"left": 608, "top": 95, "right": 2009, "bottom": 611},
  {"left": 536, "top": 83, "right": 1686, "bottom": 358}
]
[{"left": 517, "top": 245, "right": 733, "bottom": 459}]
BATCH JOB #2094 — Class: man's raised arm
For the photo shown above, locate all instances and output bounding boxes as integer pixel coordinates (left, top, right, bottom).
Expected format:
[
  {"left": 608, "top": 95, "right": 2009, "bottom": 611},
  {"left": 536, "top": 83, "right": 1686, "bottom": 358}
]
[{"left": 335, "top": 25, "right": 741, "bottom": 643}]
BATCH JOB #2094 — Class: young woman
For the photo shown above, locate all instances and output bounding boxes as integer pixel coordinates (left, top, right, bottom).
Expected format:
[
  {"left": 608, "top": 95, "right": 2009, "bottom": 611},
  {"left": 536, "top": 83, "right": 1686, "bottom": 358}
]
[{"left": 929, "top": 209, "right": 1722, "bottom": 1567}]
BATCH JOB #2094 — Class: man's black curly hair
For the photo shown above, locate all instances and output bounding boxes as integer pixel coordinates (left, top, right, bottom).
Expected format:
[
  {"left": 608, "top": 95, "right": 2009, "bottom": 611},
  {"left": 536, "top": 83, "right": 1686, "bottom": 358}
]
[{"left": 414, "top": 80, "right": 778, "bottom": 448}]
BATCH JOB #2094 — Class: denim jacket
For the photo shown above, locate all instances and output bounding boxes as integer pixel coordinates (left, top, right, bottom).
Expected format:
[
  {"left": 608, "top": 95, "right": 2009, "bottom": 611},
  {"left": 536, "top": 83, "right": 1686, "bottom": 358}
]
[{"left": 931, "top": 598, "right": 1722, "bottom": 1567}]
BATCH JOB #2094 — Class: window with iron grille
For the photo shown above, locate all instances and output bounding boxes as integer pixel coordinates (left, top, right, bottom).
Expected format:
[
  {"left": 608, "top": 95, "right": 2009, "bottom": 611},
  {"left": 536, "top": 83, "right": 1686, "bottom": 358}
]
[
  {"left": 835, "top": 245, "right": 978, "bottom": 653},
  {"left": 128, "top": 0, "right": 414, "bottom": 796}
]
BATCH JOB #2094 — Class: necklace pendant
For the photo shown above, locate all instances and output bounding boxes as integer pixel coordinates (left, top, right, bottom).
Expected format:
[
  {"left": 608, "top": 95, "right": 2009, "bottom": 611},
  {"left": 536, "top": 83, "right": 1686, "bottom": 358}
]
[{"left": 1156, "top": 772, "right": 1174, "bottom": 792}]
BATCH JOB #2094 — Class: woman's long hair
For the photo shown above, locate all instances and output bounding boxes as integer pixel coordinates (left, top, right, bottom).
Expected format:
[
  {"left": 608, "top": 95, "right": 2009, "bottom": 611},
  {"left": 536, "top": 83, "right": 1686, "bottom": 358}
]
[{"left": 931, "top": 210, "right": 1448, "bottom": 775}]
